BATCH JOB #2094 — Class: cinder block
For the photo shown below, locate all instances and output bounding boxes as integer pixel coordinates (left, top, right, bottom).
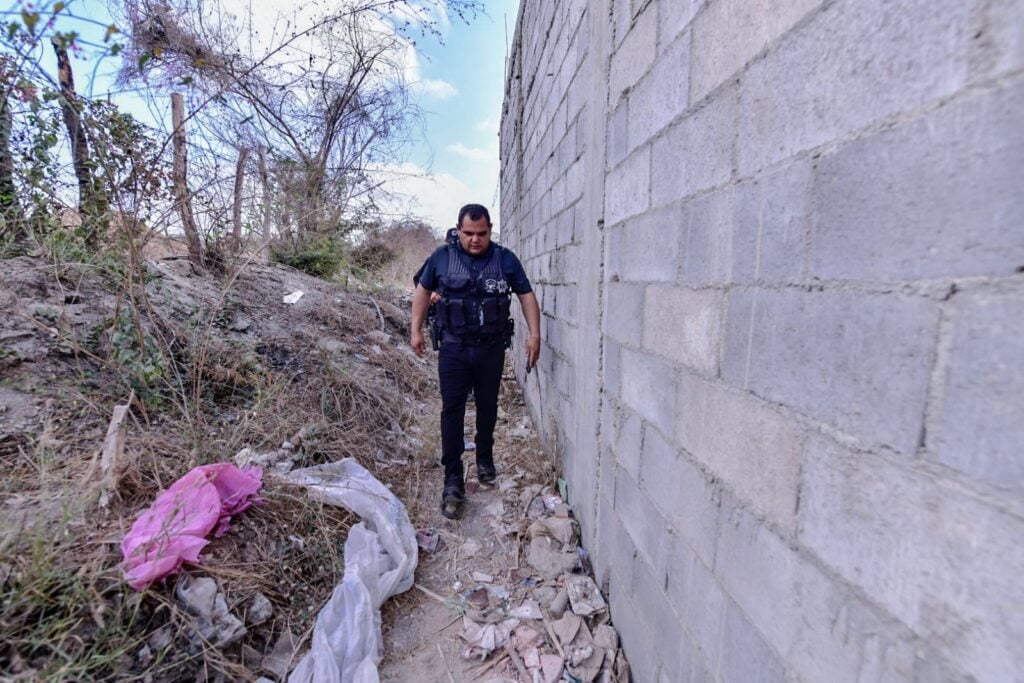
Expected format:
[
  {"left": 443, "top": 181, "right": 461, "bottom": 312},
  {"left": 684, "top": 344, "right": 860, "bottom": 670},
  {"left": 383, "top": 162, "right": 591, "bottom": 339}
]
[
  {"left": 604, "top": 338, "right": 622, "bottom": 397},
  {"left": 608, "top": 587, "right": 657, "bottom": 683},
  {"left": 661, "top": 527, "right": 698, "bottom": 617},
  {"left": 982, "top": 0, "right": 1024, "bottom": 80},
  {"left": 720, "top": 287, "right": 755, "bottom": 388},
  {"left": 611, "top": 402, "right": 643, "bottom": 480},
  {"left": 930, "top": 287, "right": 1024, "bottom": 492},
  {"left": 651, "top": 85, "right": 737, "bottom": 208},
  {"left": 686, "top": 557, "right": 726, "bottom": 675},
  {"left": 631, "top": 555, "right": 686, "bottom": 678},
  {"left": 810, "top": 81, "right": 1024, "bottom": 280},
  {"left": 676, "top": 373, "right": 803, "bottom": 530},
  {"left": 643, "top": 285, "right": 724, "bottom": 376},
  {"left": 658, "top": 0, "right": 702, "bottom": 49},
  {"left": 719, "top": 600, "right": 787, "bottom": 683},
  {"left": 627, "top": 28, "right": 691, "bottom": 150},
  {"left": 678, "top": 186, "right": 735, "bottom": 285},
  {"left": 798, "top": 434, "right": 1024, "bottom": 682},
  {"left": 606, "top": 202, "right": 684, "bottom": 283},
  {"left": 554, "top": 282, "right": 578, "bottom": 324},
  {"left": 621, "top": 347, "right": 678, "bottom": 437},
  {"left": 609, "top": 3, "right": 658, "bottom": 105},
  {"left": 615, "top": 465, "right": 671, "bottom": 575},
  {"left": 640, "top": 424, "right": 720, "bottom": 566},
  {"left": 604, "top": 145, "right": 651, "bottom": 226},
  {"left": 725, "top": 288, "right": 939, "bottom": 454},
  {"left": 737, "top": 0, "right": 970, "bottom": 175},
  {"left": 732, "top": 160, "right": 810, "bottom": 284},
  {"left": 690, "top": 0, "right": 824, "bottom": 104},
  {"left": 604, "top": 282, "right": 645, "bottom": 347},
  {"left": 715, "top": 499, "right": 918, "bottom": 682}
]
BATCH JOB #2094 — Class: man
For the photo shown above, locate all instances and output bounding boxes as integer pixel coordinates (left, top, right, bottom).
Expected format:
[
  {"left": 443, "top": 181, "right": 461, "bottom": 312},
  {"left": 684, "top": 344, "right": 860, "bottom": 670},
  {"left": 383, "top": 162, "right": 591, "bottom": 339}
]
[{"left": 411, "top": 204, "right": 541, "bottom": 519}]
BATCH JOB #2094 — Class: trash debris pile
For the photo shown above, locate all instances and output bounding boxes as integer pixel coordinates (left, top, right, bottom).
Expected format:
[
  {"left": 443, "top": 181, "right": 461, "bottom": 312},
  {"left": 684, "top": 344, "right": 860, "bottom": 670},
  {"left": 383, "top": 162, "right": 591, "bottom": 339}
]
[{"left": 416, "top": 477, "right": 629, "bottom": 683}]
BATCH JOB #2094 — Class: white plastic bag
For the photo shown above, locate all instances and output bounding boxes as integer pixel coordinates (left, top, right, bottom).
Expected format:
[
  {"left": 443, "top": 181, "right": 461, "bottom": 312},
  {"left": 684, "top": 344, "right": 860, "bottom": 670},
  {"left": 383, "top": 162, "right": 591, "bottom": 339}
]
[{"left": 284, "top": 459, "right": 417, "bottom": 683}]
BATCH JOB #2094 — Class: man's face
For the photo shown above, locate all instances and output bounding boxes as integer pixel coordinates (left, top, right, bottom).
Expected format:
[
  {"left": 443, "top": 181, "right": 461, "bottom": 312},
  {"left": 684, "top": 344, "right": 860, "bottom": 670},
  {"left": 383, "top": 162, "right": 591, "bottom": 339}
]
[{"left": 458, "top": 215, "right": 492, "bottom": 256}]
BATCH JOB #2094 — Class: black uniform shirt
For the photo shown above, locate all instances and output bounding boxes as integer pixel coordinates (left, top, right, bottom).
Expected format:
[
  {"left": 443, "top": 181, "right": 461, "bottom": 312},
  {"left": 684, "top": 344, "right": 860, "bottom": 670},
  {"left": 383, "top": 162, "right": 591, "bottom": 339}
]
[{"left": 417, "top": 242, "right": 533, "bottom": 295}]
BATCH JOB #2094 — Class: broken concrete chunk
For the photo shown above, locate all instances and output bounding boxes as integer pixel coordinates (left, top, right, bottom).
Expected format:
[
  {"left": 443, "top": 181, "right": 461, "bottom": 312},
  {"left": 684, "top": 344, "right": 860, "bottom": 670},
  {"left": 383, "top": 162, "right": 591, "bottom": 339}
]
[
  {"left": 566, "top": 574, "right": 607, "bottom": 617},
  {"left": 593, "top": 624, "right": 619, "bottom": 651},
  {"left": 526, "top": 537, "right": 579, "bottom": 579},
  {"left": 514, "top": 624, "right": 543, "bottom": 649},
  {"left": 541, "top": 653, "right": 565, "bottom": 683},
  {"left": 552, "top": 612, "right": 582, "bottom": 648},
  {"left": 548, "top": 587, "right": 570, "bottom": 619},
  {"left": 527, "top": 517, "right": 579, "bottom": 548}
]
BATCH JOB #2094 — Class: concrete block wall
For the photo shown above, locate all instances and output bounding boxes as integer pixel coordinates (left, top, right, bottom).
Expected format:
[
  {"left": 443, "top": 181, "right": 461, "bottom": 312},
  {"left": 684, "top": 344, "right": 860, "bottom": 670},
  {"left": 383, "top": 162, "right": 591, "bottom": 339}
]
[{"left": 500, "top": 0, "right": 1024, "bottom": 680}]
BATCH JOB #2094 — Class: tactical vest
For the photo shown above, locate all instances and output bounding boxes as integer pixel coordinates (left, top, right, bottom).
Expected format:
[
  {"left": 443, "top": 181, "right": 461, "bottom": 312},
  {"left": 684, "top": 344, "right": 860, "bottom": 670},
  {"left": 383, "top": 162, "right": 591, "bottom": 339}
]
[{"left": 436, "top": 243, "right": 512, "bottom": 342}]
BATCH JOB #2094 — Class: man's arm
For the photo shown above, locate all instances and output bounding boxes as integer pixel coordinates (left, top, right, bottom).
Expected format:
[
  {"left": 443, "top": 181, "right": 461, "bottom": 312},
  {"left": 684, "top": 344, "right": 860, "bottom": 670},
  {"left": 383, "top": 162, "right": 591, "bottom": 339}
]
[
  {"left": 411, "top": 284, "right": 433, "bottom": 356},
  {"left": 516, "top": 291, "right": 541, "bottom": 371}
]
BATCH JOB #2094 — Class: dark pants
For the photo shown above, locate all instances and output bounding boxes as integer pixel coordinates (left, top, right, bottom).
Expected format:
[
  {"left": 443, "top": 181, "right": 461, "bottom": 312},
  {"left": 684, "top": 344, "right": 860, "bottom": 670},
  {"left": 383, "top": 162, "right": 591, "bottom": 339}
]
[{"left": 438, "top": 340, "right": 505, "bottom": 480}]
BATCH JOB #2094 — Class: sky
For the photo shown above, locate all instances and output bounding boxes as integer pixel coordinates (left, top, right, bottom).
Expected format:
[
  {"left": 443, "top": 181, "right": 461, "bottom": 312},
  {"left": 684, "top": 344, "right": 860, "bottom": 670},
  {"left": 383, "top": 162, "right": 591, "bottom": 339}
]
[
  {"left": 39, "top": 0, "right": 521, "bottom": 237},
  {"left": 382, "top": 0, "right": 520, "bottom": 233}
]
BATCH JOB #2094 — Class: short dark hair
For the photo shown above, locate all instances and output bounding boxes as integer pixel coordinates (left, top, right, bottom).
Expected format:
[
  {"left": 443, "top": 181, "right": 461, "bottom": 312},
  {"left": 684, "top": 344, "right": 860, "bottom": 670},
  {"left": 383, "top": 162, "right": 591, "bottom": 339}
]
[{"left": 457, "top": 203, "right": 491, "bottom": 227}]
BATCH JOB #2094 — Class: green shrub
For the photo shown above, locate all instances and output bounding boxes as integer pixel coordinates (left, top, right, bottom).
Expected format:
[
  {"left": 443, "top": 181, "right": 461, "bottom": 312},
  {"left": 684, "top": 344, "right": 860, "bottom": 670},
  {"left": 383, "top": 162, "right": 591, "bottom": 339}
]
[{"left": 271, "top": 238, "right": 345, "bottom": 278}]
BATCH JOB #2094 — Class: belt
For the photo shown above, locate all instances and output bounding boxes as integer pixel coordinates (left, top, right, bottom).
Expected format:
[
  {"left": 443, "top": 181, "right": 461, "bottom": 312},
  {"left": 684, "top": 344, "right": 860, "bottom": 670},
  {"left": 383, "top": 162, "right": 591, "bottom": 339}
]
[{"left": 442, "top": 332, "right": 503, "bottom": 347}]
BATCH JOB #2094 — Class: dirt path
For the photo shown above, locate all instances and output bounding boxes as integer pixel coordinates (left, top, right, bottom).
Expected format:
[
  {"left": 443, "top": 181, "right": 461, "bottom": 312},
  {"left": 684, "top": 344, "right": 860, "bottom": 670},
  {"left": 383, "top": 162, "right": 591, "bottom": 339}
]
[{"left": 379, "top": 371, "right": 629, "bottom": 683}]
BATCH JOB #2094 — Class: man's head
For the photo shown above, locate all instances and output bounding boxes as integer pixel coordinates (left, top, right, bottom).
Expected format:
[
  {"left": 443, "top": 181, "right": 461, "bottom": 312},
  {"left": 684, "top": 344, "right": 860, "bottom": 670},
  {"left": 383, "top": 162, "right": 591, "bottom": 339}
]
[{"left": 456, "top": 203, "right": 492, "bottom": 256}]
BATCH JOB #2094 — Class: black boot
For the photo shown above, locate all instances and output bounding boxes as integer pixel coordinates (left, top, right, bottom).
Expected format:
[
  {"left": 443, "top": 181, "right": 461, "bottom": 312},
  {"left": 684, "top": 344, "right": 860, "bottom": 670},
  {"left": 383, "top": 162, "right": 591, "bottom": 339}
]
[
  {"left": 477, "top": 457, "right": 496, "bottom": 485},
  {"left": 440, "top": 473, "right": 465, "bottom": 519}
]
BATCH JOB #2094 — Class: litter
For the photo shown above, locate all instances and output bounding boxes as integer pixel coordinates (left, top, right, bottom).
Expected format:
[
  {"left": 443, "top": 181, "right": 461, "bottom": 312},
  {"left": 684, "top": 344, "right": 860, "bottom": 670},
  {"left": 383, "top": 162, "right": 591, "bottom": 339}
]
[
  {"left": 460, "top": 616, "right": 520, "bottom": 660},
  {"left": 283, "top": 459, "right": 417, "bottom": 683},
  {"left": 510, "top": 598, "right": 542, "bottom": 620},
  {"left": 416, "top": 527, "right": 442, "bottom": 553},
  {"left": 283, "top": 290, "right": 304, "bottom": 304},
  {"left": 472, "top": 571, "right": 494, "bottom": 583},
  {"left": 121, "top": 464, "right": 263, "bottom": 590}
]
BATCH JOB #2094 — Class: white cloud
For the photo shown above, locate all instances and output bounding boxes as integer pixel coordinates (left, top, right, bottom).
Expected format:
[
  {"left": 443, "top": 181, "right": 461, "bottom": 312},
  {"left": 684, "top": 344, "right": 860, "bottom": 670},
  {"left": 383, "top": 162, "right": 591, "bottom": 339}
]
[
  {"left": 446, "top": 142, "right": 492, "bottom": 162},
  {"left": 373, "top": 162, "right": 470, "bottom": 231},
  {"left": 476, "top": 116, "right": 499, "bottom": 136},
  {"left": 419, "top": 78, "right": 459, "bottom": 99}
]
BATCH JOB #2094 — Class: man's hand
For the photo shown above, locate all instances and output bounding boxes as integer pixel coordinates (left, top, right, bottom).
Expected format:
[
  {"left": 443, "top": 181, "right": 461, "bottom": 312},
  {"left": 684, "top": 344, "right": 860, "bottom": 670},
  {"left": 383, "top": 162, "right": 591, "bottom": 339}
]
[
  {"left": 411, "top": 329, "right": 426, "bottom": 356},
  {"left": 410, "top": 284, "right": 432, "bottom": 357},
  {"left": 525, "top": 334, "right": 540, "bottom": 372}
]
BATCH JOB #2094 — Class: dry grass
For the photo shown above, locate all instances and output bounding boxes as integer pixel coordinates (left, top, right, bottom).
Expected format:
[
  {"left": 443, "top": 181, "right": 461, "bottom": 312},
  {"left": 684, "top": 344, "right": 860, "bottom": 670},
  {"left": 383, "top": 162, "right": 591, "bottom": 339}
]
[{"left": 0, "top": 253, "right": 436, "bottom": 680}]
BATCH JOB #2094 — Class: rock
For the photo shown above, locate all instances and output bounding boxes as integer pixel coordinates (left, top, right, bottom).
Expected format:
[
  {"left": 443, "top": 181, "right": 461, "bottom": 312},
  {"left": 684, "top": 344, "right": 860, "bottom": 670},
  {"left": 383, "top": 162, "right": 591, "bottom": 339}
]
[
  {"left": 526, "top": 537, "right": 579, "bottom": 579},
  {"left": 229, "top": 318, "right": 250, "bottom": 332},
  {"left": 247, "top": 592, "right": 273, "bottom": 626}
]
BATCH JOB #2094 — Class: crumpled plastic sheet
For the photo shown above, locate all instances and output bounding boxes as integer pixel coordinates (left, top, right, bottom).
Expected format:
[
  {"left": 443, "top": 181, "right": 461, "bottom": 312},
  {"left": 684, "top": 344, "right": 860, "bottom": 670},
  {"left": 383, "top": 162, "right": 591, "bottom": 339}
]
[
  {"left": 121, "top": 464, "right": 263, "bottom": 590},
  {"left": 284, "top": 458, "right": 417, "bottom": 683}
]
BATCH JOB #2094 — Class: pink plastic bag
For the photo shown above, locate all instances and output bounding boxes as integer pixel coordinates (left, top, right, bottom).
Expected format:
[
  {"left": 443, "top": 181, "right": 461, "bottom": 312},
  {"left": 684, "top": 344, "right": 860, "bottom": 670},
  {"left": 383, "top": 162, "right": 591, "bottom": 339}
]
[{"left": 121, "top": 464, "right": 262, "bottom": 590}]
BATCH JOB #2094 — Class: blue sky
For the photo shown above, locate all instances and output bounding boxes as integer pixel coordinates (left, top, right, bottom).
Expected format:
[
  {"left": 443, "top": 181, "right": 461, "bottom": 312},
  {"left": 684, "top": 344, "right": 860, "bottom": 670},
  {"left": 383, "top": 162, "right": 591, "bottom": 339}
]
[{"left": 383, "top": 0, "right": 520, "bottom": 232}]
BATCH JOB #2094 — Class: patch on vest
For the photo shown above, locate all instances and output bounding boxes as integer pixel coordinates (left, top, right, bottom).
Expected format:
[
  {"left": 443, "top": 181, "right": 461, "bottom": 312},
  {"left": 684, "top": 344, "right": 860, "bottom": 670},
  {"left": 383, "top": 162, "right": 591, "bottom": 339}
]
[{"left": 484, "top": 278, "right": 509, "bottom": 294}]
